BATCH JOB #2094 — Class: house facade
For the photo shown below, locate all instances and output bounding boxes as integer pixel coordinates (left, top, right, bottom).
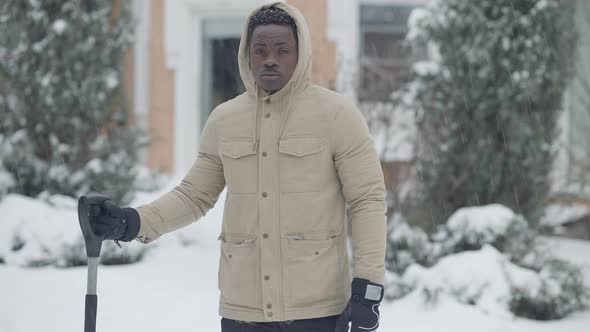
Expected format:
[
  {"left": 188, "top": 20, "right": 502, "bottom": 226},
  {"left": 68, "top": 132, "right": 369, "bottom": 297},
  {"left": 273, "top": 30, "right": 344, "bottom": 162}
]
[
  {"left": 124, "top": 0, "right": 431, "bottom": 175},
  {"left": 123, "top": 0, "right": 590, "bottom": 234},
  {"left": 125, "top": 0, "right": 336, "bottom": 175}
]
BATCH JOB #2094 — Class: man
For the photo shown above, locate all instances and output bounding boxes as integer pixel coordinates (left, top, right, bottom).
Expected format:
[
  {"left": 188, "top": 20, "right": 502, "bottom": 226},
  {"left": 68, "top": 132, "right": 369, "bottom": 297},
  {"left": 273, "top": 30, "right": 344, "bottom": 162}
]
[{"left": 88, "top": 2, "right": 386, "bottom": 331}]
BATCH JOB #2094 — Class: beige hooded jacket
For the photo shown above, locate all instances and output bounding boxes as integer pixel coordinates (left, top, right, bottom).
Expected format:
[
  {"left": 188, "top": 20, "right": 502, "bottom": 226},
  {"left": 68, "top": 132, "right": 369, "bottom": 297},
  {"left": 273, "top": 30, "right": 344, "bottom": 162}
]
[{"left": 134, "top": 2, "right": 387, "bottom": 322}]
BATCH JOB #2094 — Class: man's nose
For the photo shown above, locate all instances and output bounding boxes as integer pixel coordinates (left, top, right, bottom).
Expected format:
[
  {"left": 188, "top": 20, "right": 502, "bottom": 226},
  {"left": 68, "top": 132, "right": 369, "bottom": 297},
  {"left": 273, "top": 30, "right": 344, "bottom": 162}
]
[{"left": 263, "top": 55, "right": 278, "bottom": 68}]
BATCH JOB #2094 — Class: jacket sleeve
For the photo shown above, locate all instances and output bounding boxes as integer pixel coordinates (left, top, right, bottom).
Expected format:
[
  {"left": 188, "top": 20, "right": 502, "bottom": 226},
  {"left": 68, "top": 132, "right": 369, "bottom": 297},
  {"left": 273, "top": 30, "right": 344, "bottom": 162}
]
[
  {"left": 134, "top": 111, "right": 226, "bottom": 244},
  {"left": 331, "top": 100, "right": 387, "bottom": 285}
]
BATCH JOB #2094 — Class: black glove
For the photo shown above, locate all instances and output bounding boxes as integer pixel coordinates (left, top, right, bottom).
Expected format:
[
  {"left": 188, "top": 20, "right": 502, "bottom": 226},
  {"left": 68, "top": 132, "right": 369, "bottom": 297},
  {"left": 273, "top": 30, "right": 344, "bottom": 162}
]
[
  {"left": 89, "top": 200, "right": 141, "bottom": 242},
  {"left": 334, "top": 277, "right": 384, "bottom": 332}
]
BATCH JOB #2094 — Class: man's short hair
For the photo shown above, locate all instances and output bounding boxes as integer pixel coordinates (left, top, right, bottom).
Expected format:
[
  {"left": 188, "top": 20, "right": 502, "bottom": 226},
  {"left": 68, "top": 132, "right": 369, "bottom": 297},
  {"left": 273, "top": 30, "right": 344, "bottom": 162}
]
[{"left": 247, "top": 6, "right": 298, "bottom": 48}]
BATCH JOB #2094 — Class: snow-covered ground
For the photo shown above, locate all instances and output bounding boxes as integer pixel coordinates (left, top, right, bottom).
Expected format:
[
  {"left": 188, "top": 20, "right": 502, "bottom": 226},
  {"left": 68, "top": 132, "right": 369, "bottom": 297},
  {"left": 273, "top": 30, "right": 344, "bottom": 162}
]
[{"left": 1, "top": 183, "right": 590, "bottom": 331}]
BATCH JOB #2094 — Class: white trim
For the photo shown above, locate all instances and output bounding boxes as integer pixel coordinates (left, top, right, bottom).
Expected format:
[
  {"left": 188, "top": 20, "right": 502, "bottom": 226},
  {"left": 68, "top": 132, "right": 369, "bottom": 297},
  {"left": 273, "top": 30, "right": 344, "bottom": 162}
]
[
  {"left": 328, "top": 0, "right": 360, "bottom": 100},
  {"left": 132, "top": 0, "right": 151, "bottom": 164}
]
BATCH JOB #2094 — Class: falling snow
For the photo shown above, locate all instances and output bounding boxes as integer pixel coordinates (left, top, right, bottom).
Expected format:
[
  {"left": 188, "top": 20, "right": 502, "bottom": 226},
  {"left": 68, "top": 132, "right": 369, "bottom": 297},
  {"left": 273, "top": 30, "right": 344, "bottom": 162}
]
[{"left": 52, "top": 19, "right": 67, "bottom": 34}]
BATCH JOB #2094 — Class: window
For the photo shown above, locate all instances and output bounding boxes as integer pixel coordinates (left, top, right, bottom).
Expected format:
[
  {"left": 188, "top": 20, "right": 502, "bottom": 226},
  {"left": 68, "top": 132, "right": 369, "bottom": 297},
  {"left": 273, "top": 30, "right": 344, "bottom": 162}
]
[{"left": 359, "top": 5, "right": 420, "bottom": 101}]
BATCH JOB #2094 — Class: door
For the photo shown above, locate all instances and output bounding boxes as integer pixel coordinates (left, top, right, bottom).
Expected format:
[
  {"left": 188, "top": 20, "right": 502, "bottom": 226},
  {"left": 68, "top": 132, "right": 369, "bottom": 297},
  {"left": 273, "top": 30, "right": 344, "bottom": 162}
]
[{"left": 201, "top": 17, "right": 246, "bottom": 132}]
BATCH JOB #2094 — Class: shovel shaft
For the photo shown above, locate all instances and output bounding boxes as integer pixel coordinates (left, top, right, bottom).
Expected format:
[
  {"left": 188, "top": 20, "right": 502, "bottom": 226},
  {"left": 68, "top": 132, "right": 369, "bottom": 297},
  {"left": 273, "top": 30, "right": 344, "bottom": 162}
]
[
  {"left": 87, "top": 257, "right": 98, "bottom": 295},
  {"left": 85, "top": 294, "right": 97, "bottom": 332},
  {"left": 85, "top": 257, "right": 99, "bottom": 332}
]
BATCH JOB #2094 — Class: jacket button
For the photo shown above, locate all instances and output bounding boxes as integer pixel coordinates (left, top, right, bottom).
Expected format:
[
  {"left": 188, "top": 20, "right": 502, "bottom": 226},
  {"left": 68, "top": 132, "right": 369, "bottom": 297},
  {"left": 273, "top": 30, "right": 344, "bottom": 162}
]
[
  {"left": 267, "top": 304, "right": 272, "bottom": 309},
  {"left": 265, "top": 113, "right": 271, "bottom": 118},
  {"left": 262, "top": 151, "right": 267, "bottom": 157},
  {"left": 266, "top": 98, "right": 271, "bottom": 104},
  {"left": 264, "top": 275, "right": 270, "bottom": 280},
  {"left": 267, "top": 312, "right": 273, "bottom": 317},
  {"left": 263, "top": 233, "right": 269, "bottom": 239},
  {"left": 262, "top": 192, "right": 268, "bottom": 198}
]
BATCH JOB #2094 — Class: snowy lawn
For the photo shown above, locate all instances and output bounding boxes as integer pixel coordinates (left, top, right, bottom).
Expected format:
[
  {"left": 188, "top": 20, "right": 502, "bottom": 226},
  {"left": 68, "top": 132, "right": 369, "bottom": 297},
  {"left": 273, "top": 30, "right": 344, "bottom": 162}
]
[{"left": 1, "top": 186, "right": 590, "bottom": 331}]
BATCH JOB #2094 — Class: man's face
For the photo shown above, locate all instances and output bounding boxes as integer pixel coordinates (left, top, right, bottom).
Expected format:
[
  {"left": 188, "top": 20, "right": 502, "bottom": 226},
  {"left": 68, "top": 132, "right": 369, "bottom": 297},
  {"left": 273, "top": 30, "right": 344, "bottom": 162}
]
[{"left": 249, "top": 24, "right": 298, "bottom": 94}]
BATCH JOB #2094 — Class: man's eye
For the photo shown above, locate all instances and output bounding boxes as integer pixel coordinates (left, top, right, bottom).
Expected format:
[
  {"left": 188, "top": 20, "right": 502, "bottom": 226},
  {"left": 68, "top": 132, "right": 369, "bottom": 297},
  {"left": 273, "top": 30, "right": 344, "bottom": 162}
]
[
  {"left": 255, "top": 49, "right": 264, "bottom": 55},
  {"left": 279, "top": 49, "right": 288, "bottom": 55}
]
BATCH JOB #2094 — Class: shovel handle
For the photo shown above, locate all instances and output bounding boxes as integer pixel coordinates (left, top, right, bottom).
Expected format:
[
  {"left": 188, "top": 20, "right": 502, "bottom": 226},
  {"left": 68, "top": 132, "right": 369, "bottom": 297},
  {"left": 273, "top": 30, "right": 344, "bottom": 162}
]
[
  {"left": 78, "top": 194, "right": 111, "bottom": 258},
  {"left": 79, "top": 195, "right": 109, "bottom": 332}
]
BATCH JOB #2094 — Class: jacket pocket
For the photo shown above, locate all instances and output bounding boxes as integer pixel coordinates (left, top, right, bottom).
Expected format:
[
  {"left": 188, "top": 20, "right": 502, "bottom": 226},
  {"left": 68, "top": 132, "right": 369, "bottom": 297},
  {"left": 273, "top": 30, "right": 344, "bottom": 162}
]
[
  {"left": 278, "top": 135, "right": 324, "bottom": 193},
  {"left": 283, "top": 228, "right": 344, "bottom": 310},
  {"left": 220, "top": 140, "right": 258, "bottom": 194},
  {"left": 217, "top": 232, "right": 262, "bottom": 309}
]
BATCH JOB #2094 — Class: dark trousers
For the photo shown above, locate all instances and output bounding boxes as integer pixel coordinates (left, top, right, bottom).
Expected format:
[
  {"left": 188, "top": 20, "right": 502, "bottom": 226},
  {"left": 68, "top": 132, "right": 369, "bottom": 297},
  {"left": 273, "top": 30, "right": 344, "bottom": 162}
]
[{"left": 221, "top": 314, "right": 340, "bottom": 332}]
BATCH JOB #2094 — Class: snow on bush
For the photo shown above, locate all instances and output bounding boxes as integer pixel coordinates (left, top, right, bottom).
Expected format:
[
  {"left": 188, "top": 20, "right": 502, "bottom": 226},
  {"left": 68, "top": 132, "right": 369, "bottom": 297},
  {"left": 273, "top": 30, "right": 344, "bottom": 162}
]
[
  {"left": 0, "top": 172, "right": 222, "bottom": 268},
  {"left": 386, "top": 213, "right": 439, "bottom": 274},
  {"left": 387, "top": 205, "right": 535, "bottom": 274},
  {"left": 439, "top": 204, "right": 537, "bottom": 263},
  {"left": 402, "top": 244, "right": 589, "bottom": 320},
  {"left": 404, "top": 245, "right": 541, "bottom": 318},
  {"left": 385, "top": 204, "right": 589, "bottom": 320},
  {"left": 0, "top": 194, "right": 146, "bottom": 267},
  {"left": 0, "top": 167, "right": 14, "bottom": 198},
  {"left": 510, "top": 258, "right": 589, "bottom": 320},
  {"left": 383, "top": 269, "right": 414, "bottom": 301}
]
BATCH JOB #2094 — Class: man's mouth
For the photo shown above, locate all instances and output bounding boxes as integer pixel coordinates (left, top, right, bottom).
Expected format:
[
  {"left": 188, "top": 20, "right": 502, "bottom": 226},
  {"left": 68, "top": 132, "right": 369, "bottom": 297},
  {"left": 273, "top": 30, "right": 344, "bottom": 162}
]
[{"left": 261, "top": 72, "right": 280, "bottom": 77}]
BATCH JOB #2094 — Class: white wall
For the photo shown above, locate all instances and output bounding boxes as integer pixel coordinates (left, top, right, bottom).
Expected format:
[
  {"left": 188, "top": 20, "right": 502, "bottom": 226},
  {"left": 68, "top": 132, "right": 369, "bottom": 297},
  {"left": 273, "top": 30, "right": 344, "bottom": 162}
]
[
  {"left": 327, "top": 0, "right": 360, "bottom": 99},
  {"left": 132, "top": 0, "right": 151, "bottom": 164}
]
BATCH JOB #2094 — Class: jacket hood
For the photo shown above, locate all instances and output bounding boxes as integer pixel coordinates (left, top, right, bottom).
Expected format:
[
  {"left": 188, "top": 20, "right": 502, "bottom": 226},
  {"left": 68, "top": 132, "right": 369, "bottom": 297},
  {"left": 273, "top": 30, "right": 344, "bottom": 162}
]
[{"left": 238, "top": 2, "right": 312, "bottom": 98}]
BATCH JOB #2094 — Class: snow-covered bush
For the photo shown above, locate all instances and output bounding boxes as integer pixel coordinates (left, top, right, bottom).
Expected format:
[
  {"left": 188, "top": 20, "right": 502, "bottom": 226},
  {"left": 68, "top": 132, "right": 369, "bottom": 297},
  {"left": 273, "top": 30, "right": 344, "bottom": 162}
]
[
  {"left": 0, "top": 0, "right": 152, "bottom": 205},
  {"left": 0, "top": 194, "right": 147, "bottom": 267},
  {"left": 436, "top": 205, "right": 537, "bottom": 264},
  {"left": 56, "top": 237, "right": 146, "bottom": 268},
  {"left": 509, "top": 258, "right": 589, "bottom": 320},
  {"left": 405, "top": 0, "right": 577, "bottom": 226},
  {"left": 383, "top": 270, "right": 414, "bottom": 301},
  {"left": 385, "top": 204, "right": 589, "bottom": 320},
  {"left": 404, "top": 245, "right": 539, "bottom": 318},
  {"left": 386, "top": 213, "right": 440, "bottom": 274},
  {"left": 0, "top": 166, "right": 14, "bottom": 199},
  {"left": 97, "top": 240, "right": 146, "bottom": 266},
  {"left": 387, "top": 205, "right": 536, "bottom": 274},
  {"left": 403, "top": 244, "right": 589, "bottom": 320}
]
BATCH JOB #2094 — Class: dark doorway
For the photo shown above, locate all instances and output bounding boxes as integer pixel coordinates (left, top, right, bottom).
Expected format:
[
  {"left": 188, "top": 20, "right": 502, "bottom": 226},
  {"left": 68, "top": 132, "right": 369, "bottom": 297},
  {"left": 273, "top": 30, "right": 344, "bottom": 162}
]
[
  {"left": 201, "top": 37, "right": 245, "bottom": 130},
  {"left": 211, "top": 38, "right": 245, "bottom": 109}
]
